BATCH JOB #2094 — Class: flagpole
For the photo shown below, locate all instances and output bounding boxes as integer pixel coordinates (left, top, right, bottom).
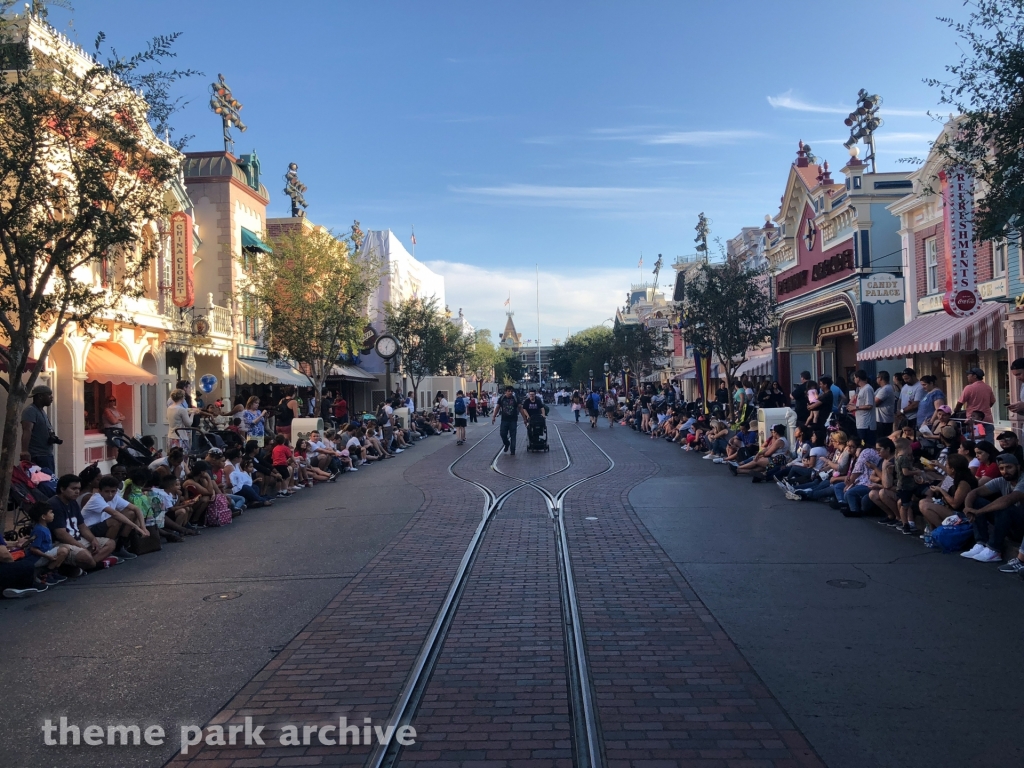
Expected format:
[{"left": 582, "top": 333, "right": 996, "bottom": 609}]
[{"left": 536, "top": 264, "right": 542, "bottom": 388}]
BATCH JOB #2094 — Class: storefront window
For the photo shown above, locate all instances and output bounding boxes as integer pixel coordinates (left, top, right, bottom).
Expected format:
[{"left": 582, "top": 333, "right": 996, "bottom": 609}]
[
  {"left": 993, "top": 240, "right": 1008, "bottom": 279},
  {"left": 83, "top": 381, "right": 112, "bottom": 432},
  {"left": 925, "top": 238, "right": 939, "bottom": 294}
]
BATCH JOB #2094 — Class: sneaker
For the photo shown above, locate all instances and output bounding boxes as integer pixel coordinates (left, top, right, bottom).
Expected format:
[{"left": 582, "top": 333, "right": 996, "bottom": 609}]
[
  {"left": 394, "top": 448, "right": 404, "bottom": 453},
  {"left": 751, "top": 474, "right": 764, "bottom": 483},
  {"left": 713, "top": 458, "right": 725, "bottom": 464},
  {"left": 100, "top": 557, "right": 120, "bottom": 568},
  {"left": 776, "top": 481, "right": 789, "bottom": 490},
  {"left": 727, "top": 461, "right": 739, "bottom": 467},
  {"left": 65, "top": 566, "right": 85, "bottom": 578},
  {"left": 973, "top": 547, "right": 1002, "bottom": 562},
  {"left": 503, "top": 444, "right": 510, "bottom": 453},
  {"left": 997, "top": 558, "right": 1024, "bottom": 574},
  {"left": 785, "top": 491, "right": 803, "bottom": 501},
  {"left": 961, "top": 543, "right": 985, "bottom": 558},
  {"left": 702, "top": 453, "right": 715, "bottom": 460},
  {"left": 901, "top": 524, "right": 919, "bottom": 536},
  {"left": 3, "top": 586, "right": 46, "bottom": 598},
  {"left": 44, "top": 572, "right": 68, "bottom": 584},
  {"left": 728, "top": 464, "right": 738, "bottom": 476},
  {"left": 114, "top": 548, "right": 137, "bottom": 561},
  {"left": 877, "top": 517, "right": 894, "bottom": 526},
  {"left": 888, "top": 519, "right": 903, "bottom": 529},
  {"left": 345, "top": 467, "right": 358, "bottom": 472}
]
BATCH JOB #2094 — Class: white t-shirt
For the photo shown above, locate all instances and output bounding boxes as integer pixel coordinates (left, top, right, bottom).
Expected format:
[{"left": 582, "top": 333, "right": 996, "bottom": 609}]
[
  {"left": 81, "top": 493, "right": 129, "bottom": 527},
  {"left": 308, "top": 439, "right": 328, "bottom": 456},
  {"left": 229, "top": 468, "right": 253, "bottom": 493},
  {"left": 900, "top": 381, "right": 925, "bottom": 421},
  {"left": 809, "top": 446, "right": 829, "bottom": 472},
  {"left": 346, "top": 436, "right": 361, "bottom": 451}
]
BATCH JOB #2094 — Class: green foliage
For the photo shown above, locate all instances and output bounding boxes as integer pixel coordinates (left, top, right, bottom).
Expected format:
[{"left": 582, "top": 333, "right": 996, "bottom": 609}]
[
  {"left": 549, "top": 326, "right": 614, "bottom": 388},
  {"left": 493, "top": 346, "right": 524, "bottom": 385},
  {"left": 0, "top": 4, "right": 197, "bottom": 524},
  {"left": 927, "top": 0, "right": 1024, "bottom": 241},
  {"left": 237, "top": 227, "right": 381, "bottom": 392},
  {"left": 612, "top": 320, "right": 671, "bottom": 379},
  {"left": 384, "top": 296, "right": 472, "bottom": 400},
  {"left": 467, "top": 328, "right": 498, "bottom": 377},
  {"left": 679, "top": 261, "right": 776, "bottom": 415}
]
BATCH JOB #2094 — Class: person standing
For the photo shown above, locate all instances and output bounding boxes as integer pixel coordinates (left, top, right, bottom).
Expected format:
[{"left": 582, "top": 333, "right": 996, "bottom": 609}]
[
  {"left": 492, "top": 385, "right": 520, "bottom": 454},
  {"left": 849, "top": 370, "right": 877, "bottom": 448},
  {"left": 875, "top": 371, "right": 895, "bottom": 437},
  {"left": 467, "top": 393, "right": 478, "bottom": 423},
  {"left": 791, "top": 371, "right": 811, "bottom": 425},
  {"left": 1009, "top": 358, "right": 1024, "bottom": 419},
  {"left": 898, "top": 367, "right": 924, "bottom": 429},
  {"left": 955, "top": 367, "right": 996, "bottom": 425},
  {"left": 333, "top": 394, "right": 349, "bottom": 426},
  {"left": 21, "top": 385, "right": 59, "bottom": 473},
  {"left": 453, "top": 390, "right": 469, "bottom": 446}
]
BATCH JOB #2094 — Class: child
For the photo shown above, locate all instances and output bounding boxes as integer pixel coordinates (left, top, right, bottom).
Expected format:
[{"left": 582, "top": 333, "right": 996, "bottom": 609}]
[
  {"left": 294, "top": 439, "right": 331, "bottom": 484},
  {"left": 968, "top": 410, "right": 987, "bottom": 440},
  {"left": 25, "top": 502, "right": 70, "bottom": 584},
  {"left": 230, "top": 457, "right": 275, "bottom": 508},
  {"left": 228, "top": 417, "right": 243, "bottom": 437},
  {"left": 893, "top": 438, "right": 920, "bottom": 536},
  {"left": 122, "top": 467, "right": 170, "bottom": 549},
  {"left": 271, "top": 433, "right": 296, "bottom": 494},
  {"left": 152, "top": 474, "right": 196, "bottom": 536}
]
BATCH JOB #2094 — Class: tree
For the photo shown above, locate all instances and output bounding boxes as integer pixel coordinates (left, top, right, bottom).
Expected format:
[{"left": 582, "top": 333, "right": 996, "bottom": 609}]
[
  {"left": 613, "top": 321, "right": 670, "bottom": 381},
  {"left": 548, "top": 326, "right": 614, "bottom": 389},
  {"left": 679, "top": 261, "right": 776, "bottom": 417},
  {"left": 926, "top": 0, "right": 1024, "bottom": 242},
  {"left": 467, "top": 329, "right": 498, "bottom": 380},
  {"left": 384, "top": 296, "right": 471, "bottom": 405},
  {"left": 0, "top": 6, "right": 196, "bottom": 516},
  {"left": 493, "top": 347, "right": 524, "bottom": 386},
  {"left": 237, "top": 225, "right": 381, "bottom": 395}
]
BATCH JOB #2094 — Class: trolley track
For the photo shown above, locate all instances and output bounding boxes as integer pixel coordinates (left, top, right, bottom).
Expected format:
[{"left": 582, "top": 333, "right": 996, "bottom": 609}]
[{"left": 365, "top": 419, "right": 614, "bottom": 768}]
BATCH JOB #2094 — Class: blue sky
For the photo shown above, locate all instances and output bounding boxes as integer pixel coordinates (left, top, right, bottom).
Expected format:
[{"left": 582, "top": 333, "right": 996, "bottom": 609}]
[{"left": 61, "top": 0, "right": 964, "bottom": 343}]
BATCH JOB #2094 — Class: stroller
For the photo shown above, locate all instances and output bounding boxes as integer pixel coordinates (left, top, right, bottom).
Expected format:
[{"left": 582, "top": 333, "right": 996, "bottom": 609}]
[
  {"left": 107, "top": 429, "right": 158, "bottom": 468},
  {"left": 526, "top": 418, "right": 549, "bottom": 452}
]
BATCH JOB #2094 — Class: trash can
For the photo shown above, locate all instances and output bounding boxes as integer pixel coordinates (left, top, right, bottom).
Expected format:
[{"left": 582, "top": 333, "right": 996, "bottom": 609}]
[{"left": 290, "top": 417, "right": 324, "bottom": 447}]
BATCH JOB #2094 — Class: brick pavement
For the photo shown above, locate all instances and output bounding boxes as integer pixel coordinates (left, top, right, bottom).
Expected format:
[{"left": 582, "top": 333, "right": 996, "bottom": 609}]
[
  {"left": 167, "top": 414, "right": 825, "bottom": 768},
  {"left": 562, "top": 423, "right": 825, "bottom": 768}
]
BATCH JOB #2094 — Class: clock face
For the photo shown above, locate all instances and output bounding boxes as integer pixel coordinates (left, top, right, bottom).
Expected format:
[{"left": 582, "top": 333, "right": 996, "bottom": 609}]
[{"left": 375, "top": 334, "right": 398, "bottom": 359}]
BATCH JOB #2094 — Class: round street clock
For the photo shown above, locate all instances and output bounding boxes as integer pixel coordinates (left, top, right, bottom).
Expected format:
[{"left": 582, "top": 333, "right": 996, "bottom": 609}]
[{"left": 375, "top": 333, "right": 399, "bottom": 360}]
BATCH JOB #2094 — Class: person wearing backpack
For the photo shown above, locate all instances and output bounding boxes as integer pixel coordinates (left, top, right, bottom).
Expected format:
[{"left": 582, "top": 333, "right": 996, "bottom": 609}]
[
  {"left": 453, "top": 390, "right": 469, "bottom": 445},
  {"left": 491, "top": 385, "right": 521, "bottom": 454},
  {"left": 467, "top": 394, "right": 478, "bottom": 423}
]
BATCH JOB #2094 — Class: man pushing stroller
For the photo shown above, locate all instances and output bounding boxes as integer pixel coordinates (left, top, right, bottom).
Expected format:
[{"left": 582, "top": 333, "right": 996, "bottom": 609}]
[{"left": 521, "top": 389, "right": 549, "bottom": 452}]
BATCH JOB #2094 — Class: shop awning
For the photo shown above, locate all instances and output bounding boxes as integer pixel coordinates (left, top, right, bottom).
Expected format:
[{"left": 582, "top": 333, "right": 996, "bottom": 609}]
[
  {"left": 734, "top": 353, "right": 773, "bottom": 378},
  {"left": 235, "top": 358, "right": 309, "bottom": 387},
  {"left": 680, "top": 363, "right": 721, "bottom": 380},
  {"left": 857, "top": 302, "right": 1006, "bottom": 361},
  {"left": 327, "top": 364, "right": 378, "bottom": 382},
  {"left": 241, "top": 227, "right": 272, "bottom": 253},
  {"left": 85, "top": 345, "right": 157, "bottom": 385}
]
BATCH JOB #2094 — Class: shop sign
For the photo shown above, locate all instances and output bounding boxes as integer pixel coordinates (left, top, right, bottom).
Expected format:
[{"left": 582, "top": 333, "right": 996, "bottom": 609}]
[
  {"left": 940, "top": 165, "right": 981, "bottom": 317},
  {"left": 861, "top": 273, "right": 904, "bottom": 304},
  {"left": 812, "top": 249, "right": 854, "bottom": 281},
  {"left": 170, "top": 211, "right": 194, "bottom": 308},
  {"left": 777, "top": 270, "right": 808, "bottom": 296},
  {"left": 647, "top": 318, "right": 669, "bottom": 327},
  {"left": 359, "top": 323, "right": 378, "bottom": 355}
]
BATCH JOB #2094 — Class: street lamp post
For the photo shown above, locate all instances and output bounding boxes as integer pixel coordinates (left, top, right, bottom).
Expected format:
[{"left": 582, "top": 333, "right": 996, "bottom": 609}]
[
  {"left": 476, "top": 368, "right": 483, "bottom": 400},
  {"left": 603, "top": 361, "right": 610, "bottom": 392},
  {"left": 624, "top": 364, "right": 631, "bottom": 394},
  {"left": 589, "top": 369, "right": 594, "bottom": 392}
]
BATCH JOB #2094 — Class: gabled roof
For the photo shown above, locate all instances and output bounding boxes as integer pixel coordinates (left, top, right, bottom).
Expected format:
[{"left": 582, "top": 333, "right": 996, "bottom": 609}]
[{"left": 500, "top": 314, "right": 521, "bottom": 346}]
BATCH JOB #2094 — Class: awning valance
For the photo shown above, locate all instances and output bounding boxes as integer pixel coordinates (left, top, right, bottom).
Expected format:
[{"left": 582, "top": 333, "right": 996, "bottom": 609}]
[
  {"left": 680, "top": 363, "right": 721, "bottom": 380},
  {"left": 328, "top": 364, "right": 378, "bottom": 382},
  {"left": 235, "top": 358, "right": 309, "bottom": 386},
  {"left": 241, "top": 227, "right": 272, "bottom": 253},
  {"left": 734, "top": 354, "right": 773, "bottom": 378},
  {"left": 86, "top": 345, "right": 156, "bottom": 385},
  {"left": 857, "top": 302, "right": 1006, "bottom": 361}
]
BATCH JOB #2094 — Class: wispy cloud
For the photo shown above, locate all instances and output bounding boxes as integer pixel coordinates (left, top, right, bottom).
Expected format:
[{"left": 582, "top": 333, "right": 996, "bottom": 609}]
[
  {"left": 589, "top": 126, "right": 762, "bottom": 146},
  {"left": 449, "top": 183, "right": 681, "bottom": 209},
  {"left": 425, "top": 260, "right": 638, "bottom": 342},
  {"left": 768, "top": 89, "right": 929, "bottom": 118}
]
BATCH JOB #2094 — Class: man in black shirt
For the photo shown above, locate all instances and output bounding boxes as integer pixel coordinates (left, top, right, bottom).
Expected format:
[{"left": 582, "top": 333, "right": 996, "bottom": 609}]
[
  {"left": 491, "top": 385, "right": 521, "bottom": 455},
  {"left": 808, "top": 374, "right": 834, "bottom": 427},
  {"left": 791, "top": 371, "right": 811, "bottom": 423},
  {"left": 48, "top": 474, "right": 116, "bottom": 570}
]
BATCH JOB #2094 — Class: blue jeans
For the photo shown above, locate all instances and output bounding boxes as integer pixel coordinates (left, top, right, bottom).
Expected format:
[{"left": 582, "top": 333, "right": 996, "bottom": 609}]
[
  {"left": 798, "top": 477, "right": 837, "bottom": 500},
  {"left": 224, "top": 493, "right": 246, "bottom": 511},
  {"left": 971, "top": 500, "right": 1024, "bottom": 551},
  {"left": 235, "top": 485, "right": 272, "bottom": 506},
  {"left": 836, "top": 483, "right": 872, "bottom": 513}
]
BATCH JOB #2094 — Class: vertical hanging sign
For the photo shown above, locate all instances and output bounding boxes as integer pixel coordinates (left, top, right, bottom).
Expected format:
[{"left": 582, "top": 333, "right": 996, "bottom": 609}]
[
  {"left": 170, "top": 211, "right": 194, "bottom": 308},
  {"left": 940, "top": 166, "right": 981, "bottom": 317}
]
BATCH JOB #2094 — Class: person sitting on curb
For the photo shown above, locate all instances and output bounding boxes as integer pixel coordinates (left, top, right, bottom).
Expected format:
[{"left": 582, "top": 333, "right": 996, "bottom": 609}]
[
  {"left": 961, "top": 453, "right": 1024, "bottom": 564},
  {"left": 47, "top": 474, "right": 118, "bottom": 570},
  {"left": 24, "top": 502, "right": 71, "bottom": 584},
  {"left": 80, "top": 474, "right": 149, "bottom": 560}
]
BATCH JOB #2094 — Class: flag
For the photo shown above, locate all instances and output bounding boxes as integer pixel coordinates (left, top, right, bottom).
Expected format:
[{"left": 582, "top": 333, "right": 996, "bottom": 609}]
[
  {"left": 503, "top": 296, "right": 510, "bottom": 307},
  {"left": 411, "top": 228, "right": 416, "bottom": 246},
  {"left": 638, "top": 254, "right": 643, "bottom": 268}
]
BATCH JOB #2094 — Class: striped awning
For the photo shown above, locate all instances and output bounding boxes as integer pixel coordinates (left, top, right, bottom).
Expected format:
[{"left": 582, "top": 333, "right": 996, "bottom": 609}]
[
  {"left": 327, "top": 364, "right": 378, "bottom": 382},
  {"left": 680, "top": 363, "right": 721, "bottom": 380},
  {"left": 734, "top": 353, "right": 773, "bottom": 378},
  {"left": 857, "top": 301, "right": 1006, "bottom": 361}
]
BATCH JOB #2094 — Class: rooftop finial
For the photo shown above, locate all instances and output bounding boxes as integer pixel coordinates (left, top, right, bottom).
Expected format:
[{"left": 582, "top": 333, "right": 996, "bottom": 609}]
[
  {"left": 209, "top": 74, "right": 246, "bottom": 154},
  {"left": 283, "top": 163, "right": 308, "bottom": 218}
]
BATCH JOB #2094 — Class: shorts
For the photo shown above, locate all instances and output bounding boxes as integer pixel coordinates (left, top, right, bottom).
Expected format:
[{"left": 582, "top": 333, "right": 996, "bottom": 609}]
[
  {"left": 274, "top": 465, "right": 290, "bottom": 479},
  {"left": 897, "top": 489, "right": 915, "bottom": 504},
  {"left": 88, "top": 520, "right": 113, "bottom": 538},
  {"left": 454, "top": 417, "right": 467, "bottom": 427},
  {"left": 605, "top": 406, "right": 616, "bottom": 414},
  {"left": 588, "top": 408, "right": 599, "bottom": 418},
  {"left": 67, "top": 538, "right": 111, "bottom": 565},
  {"left": 641, "top": 408, "right": 650, "bottom": 415}
]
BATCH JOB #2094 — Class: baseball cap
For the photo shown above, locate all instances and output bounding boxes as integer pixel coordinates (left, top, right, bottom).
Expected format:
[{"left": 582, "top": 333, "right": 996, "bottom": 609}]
[
  {"left": 996, "top": 453, "right": 1019, "bottom": 466},
  {"left": 967, "top": 367, "right": 985, "bottom": 378},
  {"left": 31, "top": 385, "right": 52, "bottom": 396},
  {"left": 997, "top": 431, "right": 1017, "bottom": 441},
  {"left": 937, "top": 405, "right": 952, "bottom": 414}
]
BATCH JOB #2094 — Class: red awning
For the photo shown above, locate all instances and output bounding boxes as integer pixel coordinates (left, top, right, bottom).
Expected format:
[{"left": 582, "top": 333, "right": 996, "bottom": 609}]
[
  {"left": 86, "top": 344, "right": 156, "bottom": 385},
  {"left": 857, "top": 301, "right": 1006, "bottom": 361},
  {"left": 0, "top": 345, "right": 38, "bottom": 373}
]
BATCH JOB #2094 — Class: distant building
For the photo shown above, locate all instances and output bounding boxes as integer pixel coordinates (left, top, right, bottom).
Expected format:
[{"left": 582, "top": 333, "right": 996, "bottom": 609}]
[{"left": 362, "top": 229, "right": 446, "bottom": 327}]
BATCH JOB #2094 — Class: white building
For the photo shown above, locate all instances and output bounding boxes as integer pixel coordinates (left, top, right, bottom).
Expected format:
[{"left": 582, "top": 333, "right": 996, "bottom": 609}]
[{"left": 362, "top": 230, "right": 446, "bottom": 326}]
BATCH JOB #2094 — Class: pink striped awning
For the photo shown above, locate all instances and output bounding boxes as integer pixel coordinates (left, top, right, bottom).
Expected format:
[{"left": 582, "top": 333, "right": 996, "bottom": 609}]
[
  {"left": 857, "top": 301, "right": 1006, "bottom": 361},
  {"left": 734, "top": 353, "right": 773, "bottom": 378}
]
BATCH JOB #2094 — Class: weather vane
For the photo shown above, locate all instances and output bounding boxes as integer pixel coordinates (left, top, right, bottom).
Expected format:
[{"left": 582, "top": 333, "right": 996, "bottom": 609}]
[
  {"left": 843, "top": 89, "right": 883, "bottom": 173},
  {"left": 283, "top": 163, "right": 308, "bottom": 218},
  {"left": 209, "top": 74, "right": 246, "bottom": 154}
]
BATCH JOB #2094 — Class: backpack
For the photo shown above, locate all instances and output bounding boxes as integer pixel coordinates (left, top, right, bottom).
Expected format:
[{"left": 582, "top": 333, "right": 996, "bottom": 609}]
[
  {"left": 205, "top": 494, "right": 233, "bottom": 527},
  {"left": 454, "top": 397, "right": 466, "bottom": 415}
]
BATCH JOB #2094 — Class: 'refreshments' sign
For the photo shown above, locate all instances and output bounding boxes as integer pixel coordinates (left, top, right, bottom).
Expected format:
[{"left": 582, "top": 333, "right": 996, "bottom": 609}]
[
  {"left": 940, "top": 166, "right": 981, "bottom": 317},
  {"left": 170, "top": 211, "right": 194, "bottom": 308}
]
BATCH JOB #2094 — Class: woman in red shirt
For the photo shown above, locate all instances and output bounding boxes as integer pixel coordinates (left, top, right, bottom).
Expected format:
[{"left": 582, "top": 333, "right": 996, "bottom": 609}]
[{"left": 973, "top": 441, "right": 1001, "bottom": 481}]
